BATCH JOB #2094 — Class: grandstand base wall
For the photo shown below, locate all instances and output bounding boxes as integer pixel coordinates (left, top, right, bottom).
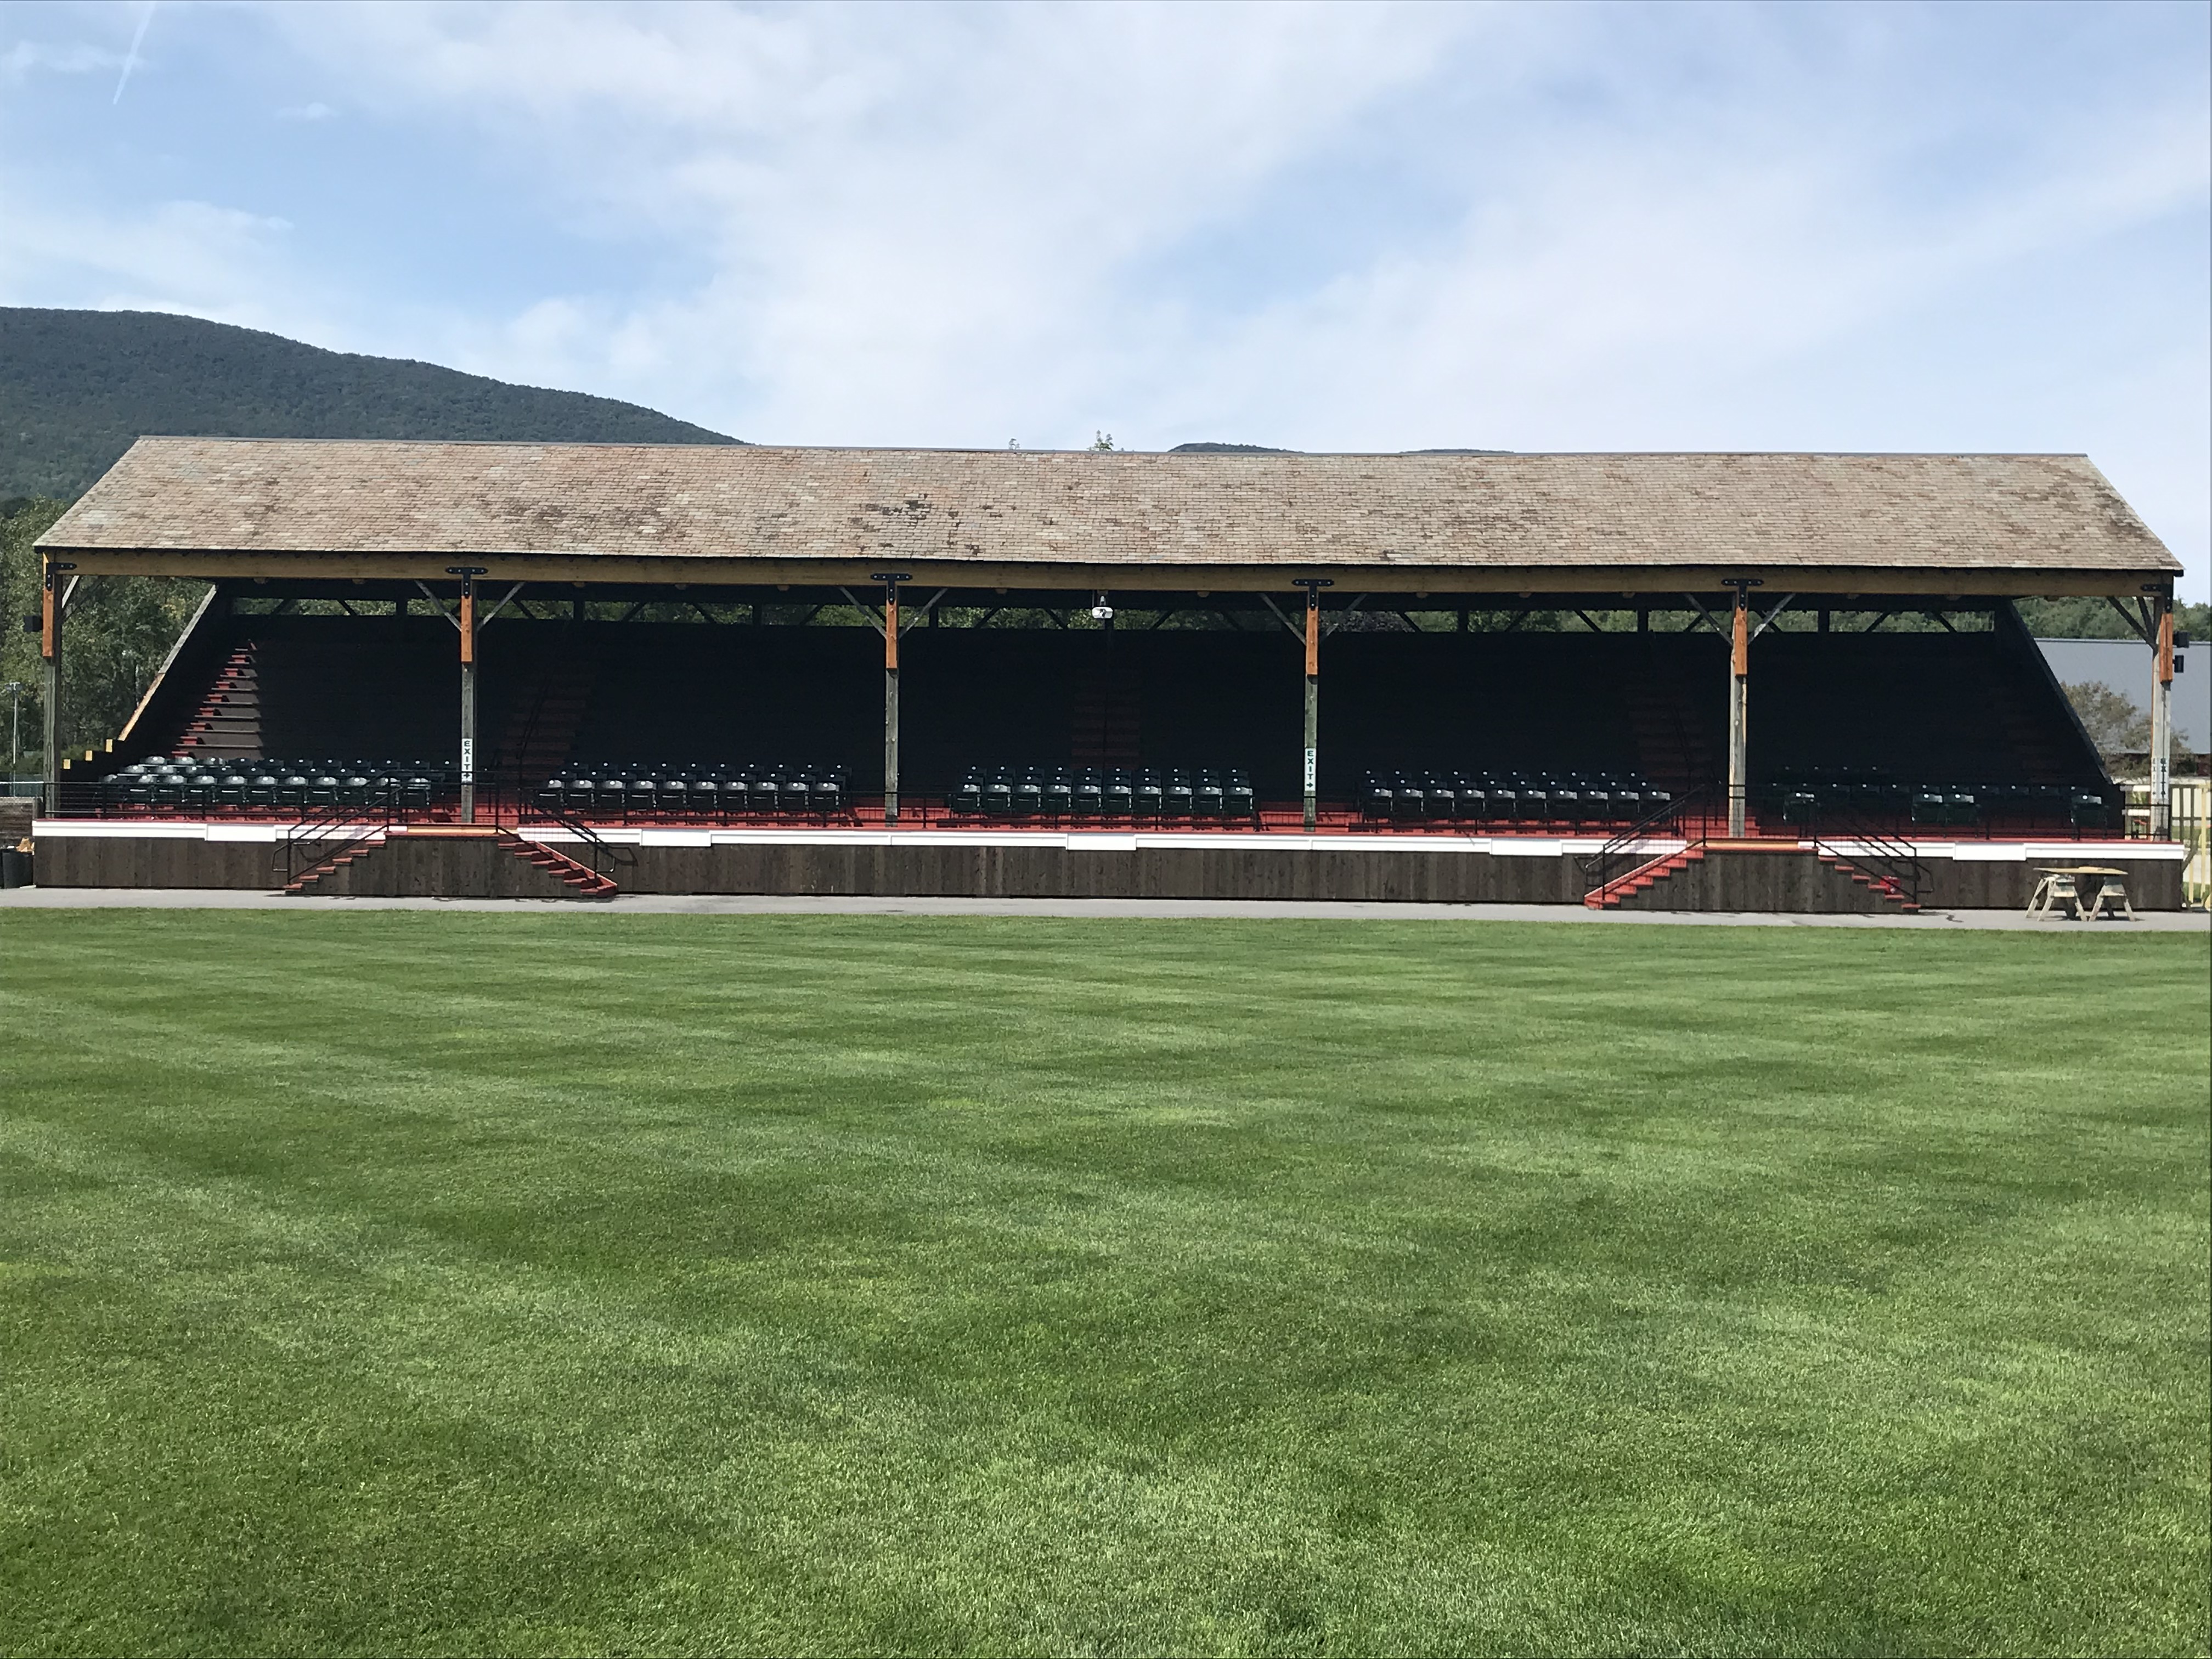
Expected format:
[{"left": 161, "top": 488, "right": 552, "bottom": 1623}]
[
  {"left": 30, "top": 826, "right": 2188, "bottom": 910},
  {"left": 303, "top": 837, "right": 598, "bottom": 900}
]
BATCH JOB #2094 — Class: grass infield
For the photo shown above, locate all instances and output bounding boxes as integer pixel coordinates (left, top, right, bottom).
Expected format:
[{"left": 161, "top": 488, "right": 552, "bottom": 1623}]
[{"left": 1, "top": 912, "right": 2206, "bottom": 1656}]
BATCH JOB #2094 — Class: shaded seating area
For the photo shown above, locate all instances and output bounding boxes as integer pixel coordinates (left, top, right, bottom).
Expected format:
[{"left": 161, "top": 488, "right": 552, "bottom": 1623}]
[
  {"left": 946, "top": 764, "right": 1257, "bottom": 821},
  {"left": 538, "top": 763, "right": 850, "bottom": 820},
  {"left": 97, "top": 755, "right": 456, "bottom": 815},
  {"left": 1358, "top": 768, "right": 1665, "bottom": 827},
  {"left": 1759, "top": 770, "right": 2119, "bottom": 835}
]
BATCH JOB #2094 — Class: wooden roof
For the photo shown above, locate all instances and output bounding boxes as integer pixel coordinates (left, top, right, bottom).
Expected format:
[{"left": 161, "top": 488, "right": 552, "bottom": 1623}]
[{"left": 37, "top": 437, "right": 2181, "bottom": 595}]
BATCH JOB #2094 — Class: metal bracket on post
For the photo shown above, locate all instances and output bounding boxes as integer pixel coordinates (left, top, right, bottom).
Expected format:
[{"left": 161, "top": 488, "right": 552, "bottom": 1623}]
[
  {"left": 874, "top": 573, "right": 911, "bottom": 825},
  {"left": 1293, "top": 579, "right": 1333, "bottom": 831}
]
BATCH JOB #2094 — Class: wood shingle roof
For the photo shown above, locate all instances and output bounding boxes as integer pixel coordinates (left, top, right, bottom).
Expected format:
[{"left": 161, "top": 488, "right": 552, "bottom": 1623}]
[{"left": 37, "top": 437, "right": 2180, "bottom": 594}]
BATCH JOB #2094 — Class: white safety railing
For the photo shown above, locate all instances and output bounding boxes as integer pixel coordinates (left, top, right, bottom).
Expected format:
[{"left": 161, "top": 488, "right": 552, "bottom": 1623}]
[{"left": 2126, "top": 776, "right": 2210, "bottom": 907}]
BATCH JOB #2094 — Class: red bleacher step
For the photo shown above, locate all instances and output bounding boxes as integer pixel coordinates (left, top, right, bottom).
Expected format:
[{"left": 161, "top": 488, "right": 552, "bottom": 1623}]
[
  {"left": 1826, "top": 859, "right": 1920, "bottom": 912},
  {"left": 1584, "top": 844, "right": 1705, "bottom": 908},
  {"left": 284, "top": 848, "right": 369, "bottom": 895},
  {"left": 498, "top": 832, "right": 618, "bottom": 899}
]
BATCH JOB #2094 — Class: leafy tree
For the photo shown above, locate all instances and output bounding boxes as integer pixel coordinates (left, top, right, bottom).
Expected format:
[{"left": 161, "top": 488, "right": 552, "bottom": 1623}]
[
  {"left": 2017, "top": 595, "right": 2212, "bottom": 641},
  {"left": 2063, "top": 680, "right": 2151, "bottom": 755},
  {"left": 0, "top": 498, "right": 207, "bottom": 772}
]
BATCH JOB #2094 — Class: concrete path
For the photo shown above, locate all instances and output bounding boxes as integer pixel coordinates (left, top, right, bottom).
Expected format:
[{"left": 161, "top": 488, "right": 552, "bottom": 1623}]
[{"left": 2, "top": 887, "right": 2207, "bottom": 930}]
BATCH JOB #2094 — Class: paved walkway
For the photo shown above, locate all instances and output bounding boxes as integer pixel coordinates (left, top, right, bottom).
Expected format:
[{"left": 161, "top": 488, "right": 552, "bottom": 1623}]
[{"left": 2, "top": 887, "right": 2206, "bottom": 930}]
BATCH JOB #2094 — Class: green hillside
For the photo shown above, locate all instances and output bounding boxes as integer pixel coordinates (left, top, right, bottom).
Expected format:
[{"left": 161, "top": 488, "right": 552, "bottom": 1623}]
[{"left": 0, "top": 307, "right": 739, "bottom": 503}]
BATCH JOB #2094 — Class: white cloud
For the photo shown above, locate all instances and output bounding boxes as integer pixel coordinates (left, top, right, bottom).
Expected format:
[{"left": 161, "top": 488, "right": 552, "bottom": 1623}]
[
  {"left": 261, "top": 0, "right": 1493, "bottom": 419},
  {"left": 2, "top": 36, "right": 120, "bottom": 80},
  {"left": 4, "top": 0, "right": 2205, "bottom": 588},
  {"left": 0, "top": 178, "right": 318, "bottom": 337}
]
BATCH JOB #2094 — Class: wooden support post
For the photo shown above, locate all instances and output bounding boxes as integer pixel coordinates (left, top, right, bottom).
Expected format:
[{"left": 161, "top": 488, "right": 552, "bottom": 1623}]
[
  {"left": 2151, "top": 594, "right": 2174, "bottom": 839},
  {"left": 1723, "top": 579, "right": 1757, "bottom": 838},
  {"left": 449, "top": 566, "right": 484, "bottom": 823},
  {"left": 1294, "top": 578, "right": 1331, "bottom": 831},
  {"left": 40, "top": 558, "right": 70, "bottom": 817},
  {"left": 876, "top": 573, "right": 910, "bottom": 823}
]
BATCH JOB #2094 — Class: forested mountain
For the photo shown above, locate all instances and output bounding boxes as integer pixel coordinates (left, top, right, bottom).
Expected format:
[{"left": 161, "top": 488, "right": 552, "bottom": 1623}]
[{"left": 0, "top": 307, "right": 738, "bottom": 504}]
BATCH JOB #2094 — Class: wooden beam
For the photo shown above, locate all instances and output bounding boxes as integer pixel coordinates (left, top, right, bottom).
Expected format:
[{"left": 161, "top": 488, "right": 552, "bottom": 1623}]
[{"left": 29, "top": 545, "right": 2180, "bottom": 598}]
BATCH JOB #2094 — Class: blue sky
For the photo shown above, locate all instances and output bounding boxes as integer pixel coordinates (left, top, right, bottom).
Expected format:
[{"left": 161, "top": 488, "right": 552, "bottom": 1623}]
[{"left": 4, "top": 1, "right": 2207, "bottom": 595}]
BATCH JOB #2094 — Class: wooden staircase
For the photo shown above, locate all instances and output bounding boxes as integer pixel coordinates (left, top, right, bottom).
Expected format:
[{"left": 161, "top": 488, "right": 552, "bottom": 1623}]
[
  {"left": 497, "top": 652, "right": 597, "bottom": 787},
  {"left": 177, "top": 644, "right": 261, "bottom": 758},
  {"left": 1989, "top": 667, "right": 2079, "bottom": 785},
  {"left": 1819, "top": 852, "right": 1921, "bottom": 912},
  {"left": 1585, "top": 842, "right": 1923, "bottom": 912},
  {"left": 282, "top": 826, "right": 617, "bottom": 899},
  {"left": 1584, "top": 844, "right": 1706, "bottom": 908},
  {"left": 1621, "top": 645, "right": 1716, "bottom": 794},
  {"left": 497, "top": 831, "right": 617, "bottom": 899},
  {"left": 1071, "top": 656, "right": 1141, "bottom": 764},
  {"left": 284, "top": 840, "right": 382, "bottom": 895}
]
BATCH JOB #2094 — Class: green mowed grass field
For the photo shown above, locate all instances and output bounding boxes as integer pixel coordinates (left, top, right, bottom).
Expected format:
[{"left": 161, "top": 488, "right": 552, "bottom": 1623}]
[{"left": 1, "top": 913, "right": 2205, "bottom": 1656}]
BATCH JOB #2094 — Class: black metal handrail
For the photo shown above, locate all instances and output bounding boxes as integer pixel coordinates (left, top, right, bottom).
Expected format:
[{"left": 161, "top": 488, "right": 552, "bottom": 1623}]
[
  {"left": 275, "top": 785, "right": 402, "bottom": 890},
  {"left": 514, "top": 792, "right": 634, "bottom": 882},
  {"left": 1802, "top": 802, "right": 1926, "bottom": 909},
  {"left": 1578, "top": 781, "right": 1717, "bottom": 901}
]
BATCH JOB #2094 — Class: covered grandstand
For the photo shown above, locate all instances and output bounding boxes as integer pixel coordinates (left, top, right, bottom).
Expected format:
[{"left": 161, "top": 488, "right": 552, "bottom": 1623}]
[{"left": 29, "top": 438, "right": 2191, "bottom": 907}]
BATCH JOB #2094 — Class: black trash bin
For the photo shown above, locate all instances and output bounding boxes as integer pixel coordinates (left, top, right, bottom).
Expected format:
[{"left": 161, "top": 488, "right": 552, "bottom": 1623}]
[{"left": 1, "top": 846, "right": 31, "bottom": 888}]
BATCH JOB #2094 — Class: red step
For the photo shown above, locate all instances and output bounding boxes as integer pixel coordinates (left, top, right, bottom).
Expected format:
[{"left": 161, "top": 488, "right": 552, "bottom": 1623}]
[
  {"left": 499, "top": 833, "right": 617, "bottom": 899},
  {"left": 1585, "top": 844, "right": 1705, "bottom": 908}
]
